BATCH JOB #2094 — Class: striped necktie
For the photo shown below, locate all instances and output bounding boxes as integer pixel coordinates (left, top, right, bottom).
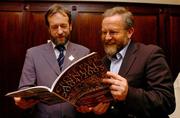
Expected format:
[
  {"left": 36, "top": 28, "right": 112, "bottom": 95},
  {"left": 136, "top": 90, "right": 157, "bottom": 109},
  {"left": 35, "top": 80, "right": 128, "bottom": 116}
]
[{"left": 56, "top": 45, "right": 65, "bottom": 71}]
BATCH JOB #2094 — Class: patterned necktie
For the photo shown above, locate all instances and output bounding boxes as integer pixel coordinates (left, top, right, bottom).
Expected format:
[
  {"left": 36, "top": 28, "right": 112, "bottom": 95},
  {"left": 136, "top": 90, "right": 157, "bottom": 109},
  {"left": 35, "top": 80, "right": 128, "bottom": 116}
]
[{"left": 56, "top": 45, "right": 65, "bottom": 71}]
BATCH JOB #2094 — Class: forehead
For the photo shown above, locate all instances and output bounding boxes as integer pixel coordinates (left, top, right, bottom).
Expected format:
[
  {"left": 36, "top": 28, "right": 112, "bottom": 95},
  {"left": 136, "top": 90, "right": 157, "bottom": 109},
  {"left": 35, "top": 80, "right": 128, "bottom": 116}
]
[
  {"left": 102, "top": 15, "right": 124, "bottom": 29},
  {"left": 48, "top": 12, "right": 69, "bottom": 25}
]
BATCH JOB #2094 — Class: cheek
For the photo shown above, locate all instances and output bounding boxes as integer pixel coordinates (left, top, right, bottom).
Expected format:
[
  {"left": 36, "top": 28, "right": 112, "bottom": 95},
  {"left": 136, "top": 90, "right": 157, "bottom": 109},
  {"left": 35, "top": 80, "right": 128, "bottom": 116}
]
[
  {"left": 101, "top": 35, "right": 105, "bottom": 42},
  {"left": 115, "top": 35, "right": 124, "bottom": 43},
  {"left": 49, "top": 29, "right": 55, "bottom": 35},
  {"left": 50, "top": 31, "right": 56, "bottom": 37},
  {"left": 114, "top": 35, "right": 128, "bottom": 48},
  {"left": 64, "top": 29, "right": 71, "bottom": 35}
]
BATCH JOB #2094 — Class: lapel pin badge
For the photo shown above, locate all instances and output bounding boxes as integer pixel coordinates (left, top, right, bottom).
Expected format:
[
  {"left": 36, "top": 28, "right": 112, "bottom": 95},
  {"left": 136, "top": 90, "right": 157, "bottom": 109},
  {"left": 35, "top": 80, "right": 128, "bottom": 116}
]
[{"left": 69, "top": 55, "right": 75, "bottom": 61}]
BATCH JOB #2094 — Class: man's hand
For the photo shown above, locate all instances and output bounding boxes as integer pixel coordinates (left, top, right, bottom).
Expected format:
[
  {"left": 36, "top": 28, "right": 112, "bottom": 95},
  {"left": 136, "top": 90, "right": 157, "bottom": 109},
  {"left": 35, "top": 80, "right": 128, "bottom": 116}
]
[
  {"left": 103, "top": 71, "right": 128, "bottom": 101},
  {"left": 14, "top": 97, "right": 39, "bottom": 109},
  {"left": 77, "top": 102, "right": 110, "bottom": 115},
  {"left": 92, "top": 102, "right": 110, "bottom": 115}
]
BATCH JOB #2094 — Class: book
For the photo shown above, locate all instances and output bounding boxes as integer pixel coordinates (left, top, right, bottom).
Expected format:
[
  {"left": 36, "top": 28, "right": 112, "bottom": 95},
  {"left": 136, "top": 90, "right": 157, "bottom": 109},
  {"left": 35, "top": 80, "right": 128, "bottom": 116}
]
[{"left": 6, "top": 52, "right": 113, "bottom": 107}]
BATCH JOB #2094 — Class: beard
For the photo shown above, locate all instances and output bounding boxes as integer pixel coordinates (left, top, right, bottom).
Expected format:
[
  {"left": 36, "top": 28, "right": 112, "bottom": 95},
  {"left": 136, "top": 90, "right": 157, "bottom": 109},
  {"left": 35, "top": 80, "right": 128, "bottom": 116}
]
[
  {"left": 50, "top": 35, "right": 69, "bottom": 46},
  {"left": 104, "top": 44, "right": 118, "bottom": 57}
]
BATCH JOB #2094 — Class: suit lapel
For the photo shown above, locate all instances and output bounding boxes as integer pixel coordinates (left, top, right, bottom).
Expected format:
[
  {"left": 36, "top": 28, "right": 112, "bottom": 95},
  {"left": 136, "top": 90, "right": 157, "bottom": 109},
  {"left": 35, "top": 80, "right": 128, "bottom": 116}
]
[
  {"left": 62, "top": 42, "right": 77, "bottom": 70},
  {"left": 42, "top": 43, "right": 60, "bottom": 75},
  {"left": 41, "top": 42, "right": 80, "bottom": 75},
  {"left": 103, "top": 56, "right": 111, "bottom": 71},
  {"left": 119, "top": 41, "right": 137, "bottom": 77}
]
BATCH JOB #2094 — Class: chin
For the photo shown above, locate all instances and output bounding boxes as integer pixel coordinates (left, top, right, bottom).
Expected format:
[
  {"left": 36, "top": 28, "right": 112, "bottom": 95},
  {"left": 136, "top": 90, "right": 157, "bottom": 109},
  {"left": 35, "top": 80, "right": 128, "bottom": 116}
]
[
  {"left": 104, "top": 45, "right": 117, "bottom": 57},
  {"left": 56, "top": 39, "right": 66, "bottom": 45}
]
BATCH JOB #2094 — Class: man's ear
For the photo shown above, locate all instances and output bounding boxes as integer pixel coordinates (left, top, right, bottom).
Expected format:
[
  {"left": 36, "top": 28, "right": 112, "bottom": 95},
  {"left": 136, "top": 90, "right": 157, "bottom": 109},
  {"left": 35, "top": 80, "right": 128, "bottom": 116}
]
[
  {"left": 69, "top": 23, "right": 72, "bottom": 31},
  {"left": 127, "top": 27, "right": 134, "bottom": 39},
  {"left": 48, "top": 28, "right": 51, "bottom": 34}
]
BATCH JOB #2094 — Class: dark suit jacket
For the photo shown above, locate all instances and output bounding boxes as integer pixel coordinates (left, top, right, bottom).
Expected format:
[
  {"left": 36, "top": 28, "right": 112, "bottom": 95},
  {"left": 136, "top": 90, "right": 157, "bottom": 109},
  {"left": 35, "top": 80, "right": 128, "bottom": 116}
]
[
  {"left": 18, "top": 41, "right": 90, "bottom": 118},
  {"left": 78, "top": 41, "right": 175, "bottom": 118}
]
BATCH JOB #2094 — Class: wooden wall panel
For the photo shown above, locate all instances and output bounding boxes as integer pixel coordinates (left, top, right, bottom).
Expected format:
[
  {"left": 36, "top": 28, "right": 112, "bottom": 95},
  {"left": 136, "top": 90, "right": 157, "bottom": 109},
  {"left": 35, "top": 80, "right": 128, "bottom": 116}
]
[
  {"left": 0, "top": 11, "right": 25, "bottom": 118},
  {"left": 72, "top": 4, "right": 160, "bottom": 56},
  {"left": 0, "top": 11, "right": 25, "bottom": 89},
  {"left": 72, "top": 13, "right": 104, "bottom": 55},
  {"left": 24, "top": 12, "right": 49, "bottom": 47},
  {"left": 133, "top": 15, "right": 158, "bottom": 44},
  {"left": 129, "top": 6, "right": 160, "bottom": 45},
  {"left": 169, "top": 11, "right": 180, "bottom": 79}
]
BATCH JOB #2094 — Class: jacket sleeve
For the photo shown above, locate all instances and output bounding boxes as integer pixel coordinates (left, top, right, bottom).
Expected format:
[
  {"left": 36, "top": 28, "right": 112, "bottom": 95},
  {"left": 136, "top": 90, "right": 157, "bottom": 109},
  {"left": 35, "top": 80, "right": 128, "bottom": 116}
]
[{"left": 19, "top": 49, "right": 37, "bottom": 89}]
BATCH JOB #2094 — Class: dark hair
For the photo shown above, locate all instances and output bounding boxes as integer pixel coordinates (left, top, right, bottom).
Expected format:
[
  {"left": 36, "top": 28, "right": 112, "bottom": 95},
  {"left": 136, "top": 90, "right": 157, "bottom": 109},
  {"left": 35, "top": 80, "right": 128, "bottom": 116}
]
[
  {"left": 45, "top": 4, "right": 71, "bottom": 26},
  {"left": 103, "top": 7, "right": 134, "bottom": 30}
]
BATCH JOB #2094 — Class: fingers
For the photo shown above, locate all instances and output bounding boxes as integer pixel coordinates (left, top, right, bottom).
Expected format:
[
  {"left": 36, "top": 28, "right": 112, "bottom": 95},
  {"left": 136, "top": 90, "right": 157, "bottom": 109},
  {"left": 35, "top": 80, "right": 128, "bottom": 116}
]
[
  {"left": 92, "top": 102, "right": 110, "bottom": 115},
  {"left": 103, "top": 78, "right": 122, "bottom": 87},
  {"left": 103, "top": 71, "right": 125, "bottom": 86},
  {"left": 102, "top": 71, "right": 126, "bottom": 87},
  {"left": 77, "top": 106, "right": 92, "bottom": 113},
  {"left": 106, "top": 71, "right": 123, "bottom": 81},
  {"left": 102, "top": 71, "right": 128, "bottom": 101},
  {"left": 77, "top": 102, "right": 110, "bottom": 115},
  {"left": 14, "top": 97, "right": 39, "bottom": 109}
]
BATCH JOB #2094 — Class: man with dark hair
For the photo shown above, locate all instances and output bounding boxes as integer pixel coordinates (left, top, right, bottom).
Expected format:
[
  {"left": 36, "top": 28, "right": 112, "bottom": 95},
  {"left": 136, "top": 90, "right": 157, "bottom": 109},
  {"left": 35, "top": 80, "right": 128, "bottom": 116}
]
[{"left": 14, "top": 4, "right": 90, "bottom": 118}]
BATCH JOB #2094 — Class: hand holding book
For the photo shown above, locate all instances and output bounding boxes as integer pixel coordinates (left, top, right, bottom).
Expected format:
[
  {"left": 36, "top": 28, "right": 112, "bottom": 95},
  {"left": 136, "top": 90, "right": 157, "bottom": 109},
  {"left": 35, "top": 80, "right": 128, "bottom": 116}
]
[
  {"left": 77, "top": 102, "right": 110, "bottom": 115},
  {"left": 14, "top": 97, "right": 39, "bottom": 109},
  {"left": 6, "top": 52, "right": 113, "bottom": 107}
]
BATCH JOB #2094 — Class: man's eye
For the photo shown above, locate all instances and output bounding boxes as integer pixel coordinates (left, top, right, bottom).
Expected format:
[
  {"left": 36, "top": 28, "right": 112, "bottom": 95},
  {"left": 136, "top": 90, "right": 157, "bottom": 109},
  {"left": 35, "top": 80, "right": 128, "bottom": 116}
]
[
  {"left": 51, "top": 25, "right": 58, "bottom": 29},
  {"left": 102, "top": 31, "right": 107, "bottom": 35},
  {"left": 61, "top": 25, "right": 67, "bottom": 28},
  {"left": 50, "top": 24, "right": 68, "bottom": 30},
  {"left": 109, "top": 31, "right": 118, "bottom": 35},
  {"left": 101, "top": 31, "right": 119, "bottom": 36}
]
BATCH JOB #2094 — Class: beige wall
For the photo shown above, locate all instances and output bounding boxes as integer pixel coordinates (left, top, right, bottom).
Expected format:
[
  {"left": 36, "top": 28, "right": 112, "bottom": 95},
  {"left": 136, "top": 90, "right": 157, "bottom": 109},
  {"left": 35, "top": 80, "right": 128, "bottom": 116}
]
[
  {"left": 74, "top": 0, "right": 180, "bottom": 5},
  {"left": 113, "top": 0, "right": 180, "bottom": 5}
]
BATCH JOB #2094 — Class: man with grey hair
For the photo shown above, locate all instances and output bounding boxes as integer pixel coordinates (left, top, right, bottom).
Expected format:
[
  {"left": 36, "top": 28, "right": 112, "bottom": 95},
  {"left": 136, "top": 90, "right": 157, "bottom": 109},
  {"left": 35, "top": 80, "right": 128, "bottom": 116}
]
[{"left": 77, "top": 6, "right": 175, "bottom": 118}]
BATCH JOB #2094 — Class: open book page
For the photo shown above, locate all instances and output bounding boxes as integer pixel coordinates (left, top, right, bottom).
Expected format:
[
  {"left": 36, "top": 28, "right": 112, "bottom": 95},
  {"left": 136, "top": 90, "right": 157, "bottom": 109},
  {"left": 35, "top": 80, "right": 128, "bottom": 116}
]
[
  {"left": 51, "top": 52, "right": 113, "bottom": 107},
  {"left": 6, "top": 52, "right": 113, "bottom": 106},
  {"left": 6, "top": 86, "right": 50, "bottom": 98},
  {"left": 5, "top": 86, "right": 63, "bottom": 105}
]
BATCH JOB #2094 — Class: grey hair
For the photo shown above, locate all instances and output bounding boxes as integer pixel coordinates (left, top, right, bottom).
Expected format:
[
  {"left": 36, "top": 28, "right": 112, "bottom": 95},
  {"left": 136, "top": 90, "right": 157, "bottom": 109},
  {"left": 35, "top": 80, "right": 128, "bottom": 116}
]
[{"left": 103, "top": 7, "right": 134, "bottom": 30}]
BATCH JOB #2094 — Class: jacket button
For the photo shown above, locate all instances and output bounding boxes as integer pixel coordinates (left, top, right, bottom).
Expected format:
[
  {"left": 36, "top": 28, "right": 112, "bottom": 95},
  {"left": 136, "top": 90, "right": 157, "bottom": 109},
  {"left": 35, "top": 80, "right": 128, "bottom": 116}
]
[{"left": 110, "top": 106, "right": 114, "bottom": 109}]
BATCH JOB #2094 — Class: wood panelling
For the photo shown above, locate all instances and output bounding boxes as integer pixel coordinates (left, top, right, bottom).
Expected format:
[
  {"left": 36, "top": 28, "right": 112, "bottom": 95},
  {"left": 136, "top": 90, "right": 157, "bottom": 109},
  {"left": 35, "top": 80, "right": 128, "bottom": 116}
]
[
  {"left": 24, "top": 12, "right": 49, "bottom": 47},
  {"left": 168, "top": 7, "right": 180, "bottom": 80},
  {"left": 0, "top": 10, "right": 26, "bottom": 118},
  {"left": 0, "top": 2, "right": 180, "bottom": 118},
  {"left": 72, "top": 13, "right": 104, "bottom": 55},
  {"left": 133, "top": 15, "right": 158, "bottom": 44},
  {"left": 72, "top": 4, "right": 161, "bottom": 56}
]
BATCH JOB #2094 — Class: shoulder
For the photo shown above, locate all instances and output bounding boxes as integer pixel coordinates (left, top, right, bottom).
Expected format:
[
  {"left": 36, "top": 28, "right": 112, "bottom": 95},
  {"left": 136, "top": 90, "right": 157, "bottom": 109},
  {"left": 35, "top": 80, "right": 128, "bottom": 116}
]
[
  {"left": 131, "top": 42, "right": 168, "bottom": 66},
  {"left": 127, "top": 42, "right": 167, "bottom": 64},
  {"left": 134, "top": 42, "right": 164, "bottom": 55},
  {"left": 26, "top": 43, "right": 51, "bottom": 54},
  {"left": 68, "top": 42, "right": 90, "bottom": 52},
  {"left": 28, "top": 43, "right": 49, "bottom": 50},
  {"left": 136, "top": 42, "right": 161, "bottom": 50}
]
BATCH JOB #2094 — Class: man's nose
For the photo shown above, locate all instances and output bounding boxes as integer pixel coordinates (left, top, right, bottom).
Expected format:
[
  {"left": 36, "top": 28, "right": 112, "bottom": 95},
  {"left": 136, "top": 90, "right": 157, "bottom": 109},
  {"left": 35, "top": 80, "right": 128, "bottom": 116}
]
[
  {"left": 57, "top": 26, "right": 63, "bottom": 34},
  {"left": 105, "top": 32, "right": 112, "bottom": 40}
]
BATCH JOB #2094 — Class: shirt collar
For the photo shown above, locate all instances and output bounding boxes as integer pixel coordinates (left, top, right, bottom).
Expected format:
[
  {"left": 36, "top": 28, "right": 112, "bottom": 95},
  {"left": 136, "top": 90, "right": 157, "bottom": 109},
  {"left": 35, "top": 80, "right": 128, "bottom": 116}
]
[
  {"left": 119, "top": 39, "right": 131, "bottom": 59},
  {"left": 109, "top": 39, "right": 131, "bottom": 61}
]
